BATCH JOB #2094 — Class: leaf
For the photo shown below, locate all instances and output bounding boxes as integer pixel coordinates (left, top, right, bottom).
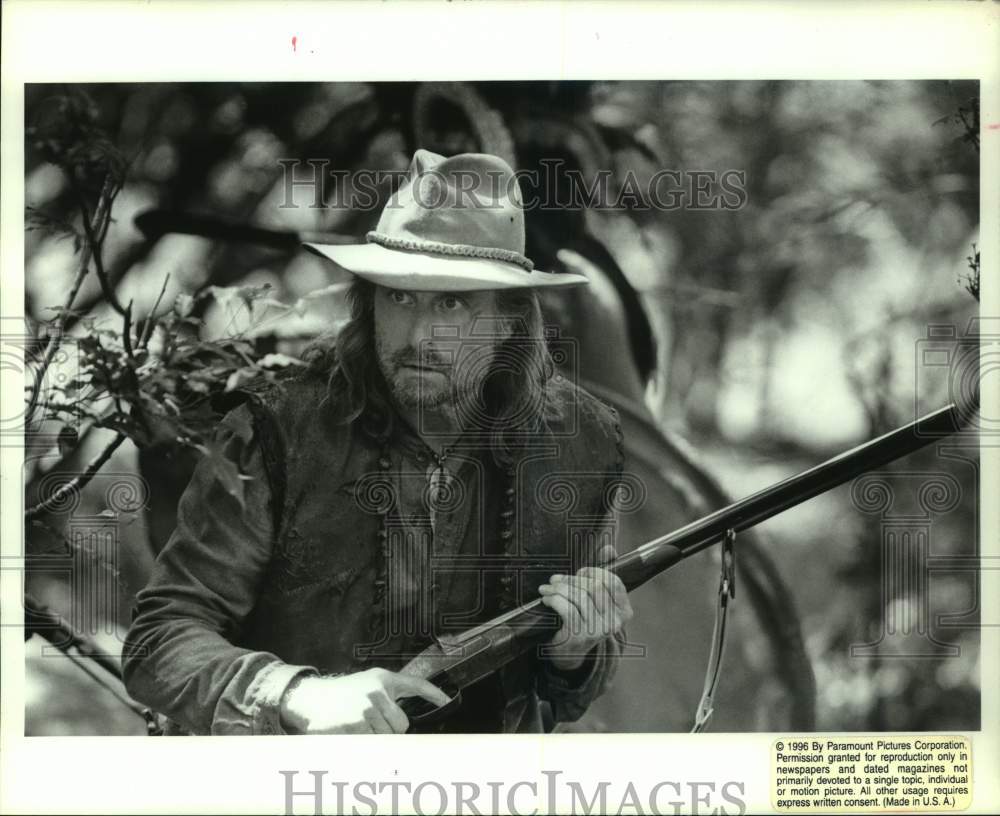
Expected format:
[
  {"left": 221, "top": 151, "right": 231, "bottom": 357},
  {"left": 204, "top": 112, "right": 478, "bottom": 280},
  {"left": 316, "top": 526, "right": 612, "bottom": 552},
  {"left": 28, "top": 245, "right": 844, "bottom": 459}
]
[
  {"left": 259, "top": 353, "right": 305, "bottom": 369},
  {"left": 204, "top": 447, "right": 247, "bottom": 511},
  {"left": 224, "top": 368, "right": 257, "bottom": 393},
  {"left": 300, "top": 281, "right": 352, "bottom": 301},
  {"left": 210, "top": 283, "right": 279, "bottom": 313},
  {"left": 226, "top": 338, "right": 256, "bottom": 356},
  {"left": 237, "top": 283, "right": 274, "bottom": 309},
  {"left": 174, "top": 293, "right": 194, "bottom": 318},
  {"left": 254, "top": 297, "right": 292, "bottom": 312},
  {"left": 208, "top": 286, "right": 241, "bottom": 309},
  {"left": 60, "top": 377, "right": 89, "bottom": 395}
]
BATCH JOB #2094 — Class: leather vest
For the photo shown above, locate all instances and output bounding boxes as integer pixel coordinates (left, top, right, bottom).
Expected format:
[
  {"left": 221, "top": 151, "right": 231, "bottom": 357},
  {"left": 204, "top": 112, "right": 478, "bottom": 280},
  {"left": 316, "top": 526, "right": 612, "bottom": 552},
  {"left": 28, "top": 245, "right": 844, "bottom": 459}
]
[{"left": 235, "top": 370, "right": 623, "bottom": 730}]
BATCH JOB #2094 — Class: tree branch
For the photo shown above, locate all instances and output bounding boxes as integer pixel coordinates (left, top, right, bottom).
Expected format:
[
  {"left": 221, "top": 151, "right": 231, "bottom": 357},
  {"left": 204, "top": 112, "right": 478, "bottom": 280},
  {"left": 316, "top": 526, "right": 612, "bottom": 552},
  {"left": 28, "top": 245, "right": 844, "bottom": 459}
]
[
  {"left": 25, "top": 174, "right": 120, "bottom": 428},
  {"left": 25, "top": 250, "right": 95, "bottom": 429},
  {"left": 138, "top": 272, "right": 171, "bottom": 350},
  {"left": 25, "top": 432, "right": 126, "bottom": 520},
  {"left": 77, "top": 177, "right": 126, "bottom": 318}
]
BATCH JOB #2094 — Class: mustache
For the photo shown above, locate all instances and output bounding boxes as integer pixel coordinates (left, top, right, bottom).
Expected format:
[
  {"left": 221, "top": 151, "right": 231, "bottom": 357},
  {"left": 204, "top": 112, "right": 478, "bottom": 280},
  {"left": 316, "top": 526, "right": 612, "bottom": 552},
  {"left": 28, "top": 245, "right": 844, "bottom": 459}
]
[{"left": 389, "top": 347, "right": 451, "bottom": 370}]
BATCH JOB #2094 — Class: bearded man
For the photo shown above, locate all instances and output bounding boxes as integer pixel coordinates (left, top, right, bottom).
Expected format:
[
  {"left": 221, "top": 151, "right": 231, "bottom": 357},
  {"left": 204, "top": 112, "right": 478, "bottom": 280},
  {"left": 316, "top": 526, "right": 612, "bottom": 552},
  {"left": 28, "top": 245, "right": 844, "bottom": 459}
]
[{"left": 123, "top": 149, "right": 633, "bottom": 735}]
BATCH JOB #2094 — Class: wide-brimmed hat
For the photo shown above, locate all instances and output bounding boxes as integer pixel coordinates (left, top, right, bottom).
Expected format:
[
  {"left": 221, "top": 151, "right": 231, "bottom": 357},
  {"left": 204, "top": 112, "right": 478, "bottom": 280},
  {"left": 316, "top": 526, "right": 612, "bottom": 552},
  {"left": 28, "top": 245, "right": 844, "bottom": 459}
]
[{"left": 304, "top": 149, "right": 588, "bottom": 291}]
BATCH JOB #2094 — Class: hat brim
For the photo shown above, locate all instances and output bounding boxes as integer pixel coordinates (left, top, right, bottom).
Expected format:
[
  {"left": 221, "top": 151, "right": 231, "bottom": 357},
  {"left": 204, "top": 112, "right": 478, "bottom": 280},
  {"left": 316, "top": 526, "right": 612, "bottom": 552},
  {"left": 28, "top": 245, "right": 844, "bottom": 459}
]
[{"left": 303, "top": 242, "right": 588, "bottom": 291}]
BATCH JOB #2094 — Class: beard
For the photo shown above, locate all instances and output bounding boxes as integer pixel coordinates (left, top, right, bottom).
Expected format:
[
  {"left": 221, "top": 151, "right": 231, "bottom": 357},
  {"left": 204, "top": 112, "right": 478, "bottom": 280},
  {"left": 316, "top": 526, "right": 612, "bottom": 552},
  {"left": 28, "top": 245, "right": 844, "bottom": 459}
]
[
  {"left": 387, "top": 368, "right": 452, "bottom": 409},
  {"left": 375, "top": 337, "right": 493, "bottom": 416}
]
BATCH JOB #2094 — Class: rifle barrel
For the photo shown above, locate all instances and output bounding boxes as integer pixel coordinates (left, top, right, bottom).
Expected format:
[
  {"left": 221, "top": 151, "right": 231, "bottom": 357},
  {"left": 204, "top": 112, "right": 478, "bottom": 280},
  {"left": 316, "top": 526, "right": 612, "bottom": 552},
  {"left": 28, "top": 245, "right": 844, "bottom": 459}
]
[
  {"left": 400, "top": 401, "right": 973, "bottom": 729},
  {"left": 614, "top": 401, "right": 972, "bottom": 592}
]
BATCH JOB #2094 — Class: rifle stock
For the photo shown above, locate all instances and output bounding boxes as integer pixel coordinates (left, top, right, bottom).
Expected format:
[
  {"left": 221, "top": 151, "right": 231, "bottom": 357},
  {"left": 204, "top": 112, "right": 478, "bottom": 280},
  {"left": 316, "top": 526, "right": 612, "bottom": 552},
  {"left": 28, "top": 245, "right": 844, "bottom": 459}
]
[{"left": 398, "top": 401, "right": 973, "bottom": 729}]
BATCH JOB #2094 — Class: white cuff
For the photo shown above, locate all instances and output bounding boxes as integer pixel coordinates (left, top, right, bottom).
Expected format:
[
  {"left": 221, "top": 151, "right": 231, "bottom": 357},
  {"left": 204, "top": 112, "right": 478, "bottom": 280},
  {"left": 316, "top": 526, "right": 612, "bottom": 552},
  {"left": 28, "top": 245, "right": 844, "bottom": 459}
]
[{"left": 249, "top": 661, "right": 319, "bottom": 735}]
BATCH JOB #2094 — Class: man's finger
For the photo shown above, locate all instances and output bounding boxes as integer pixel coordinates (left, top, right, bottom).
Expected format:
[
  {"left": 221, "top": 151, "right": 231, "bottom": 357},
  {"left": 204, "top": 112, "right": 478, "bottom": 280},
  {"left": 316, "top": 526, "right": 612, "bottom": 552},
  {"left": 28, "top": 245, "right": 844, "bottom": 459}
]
[
  {"left": 538, "top": 592, "right": 579, "bottom": 644},
  {"left": 541, "top": 579, "right": 599, "bottom": 637},
  {"left": 554, "top": 573, "right": 620, "bottom": 636},
  {"left": 576, "top": 567, "right": 630, "bottom": 617},
  {"left": 387, "top": 673, "right": 452, "bottom": 708},
  {"left": 554, "top": 573, "right": 608, "bottom": 611},
  {"left": 592, "top": 543, "right": 616, "bottom": 567},
  {"left": 363, "top": 703, "right": 394, "bottom": 734},
  {"left": 578, "top": 567, "right": 631, "bottom": 620},
  {"left": 577, "top": 565, "right": 623, "bottom": 596},
  {"left": 374, "top": 694, "right": 410, "bottom": 734}
]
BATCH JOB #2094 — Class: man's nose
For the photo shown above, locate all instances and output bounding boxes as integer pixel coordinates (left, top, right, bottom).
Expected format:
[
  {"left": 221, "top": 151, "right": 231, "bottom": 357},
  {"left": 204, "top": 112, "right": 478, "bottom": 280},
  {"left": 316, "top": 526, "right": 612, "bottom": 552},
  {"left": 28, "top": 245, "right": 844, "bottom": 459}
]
[{"left": 407, "top": 310, "right": 457, "bottom": 361}]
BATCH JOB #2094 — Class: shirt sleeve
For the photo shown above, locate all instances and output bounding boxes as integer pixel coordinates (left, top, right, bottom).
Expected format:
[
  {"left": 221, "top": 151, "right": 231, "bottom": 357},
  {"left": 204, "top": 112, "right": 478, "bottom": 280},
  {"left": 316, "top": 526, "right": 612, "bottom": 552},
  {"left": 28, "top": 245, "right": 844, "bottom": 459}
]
[{"left": 122, "top": 403, "right": 316, "bottom": 735}]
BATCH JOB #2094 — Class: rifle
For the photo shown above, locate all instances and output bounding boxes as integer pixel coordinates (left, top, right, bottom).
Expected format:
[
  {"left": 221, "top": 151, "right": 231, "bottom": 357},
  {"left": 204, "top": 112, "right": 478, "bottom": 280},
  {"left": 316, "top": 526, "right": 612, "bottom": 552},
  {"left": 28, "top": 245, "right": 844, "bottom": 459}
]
[
  {"left": 397, "top": 400, "right": 975, "bottom": 730},
  {"left": 23, "top": 592, "right": 163, "bottom": 735}
]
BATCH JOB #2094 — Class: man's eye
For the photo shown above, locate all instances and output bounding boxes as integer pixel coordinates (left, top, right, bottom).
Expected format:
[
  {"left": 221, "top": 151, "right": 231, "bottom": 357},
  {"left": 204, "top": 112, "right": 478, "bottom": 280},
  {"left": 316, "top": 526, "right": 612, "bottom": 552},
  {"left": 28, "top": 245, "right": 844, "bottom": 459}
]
[
  {"left": 439, "top": 296, "right": 466, "bottom": 312},
  {"left": 388, "top": 290, "right": 412, "bottom": 305}
]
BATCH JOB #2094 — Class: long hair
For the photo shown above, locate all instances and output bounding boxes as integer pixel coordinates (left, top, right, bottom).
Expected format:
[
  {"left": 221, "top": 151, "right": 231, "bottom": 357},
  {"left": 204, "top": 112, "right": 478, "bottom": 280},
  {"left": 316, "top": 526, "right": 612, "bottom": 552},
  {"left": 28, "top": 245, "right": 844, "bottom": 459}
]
[{"left": 307, "top": 279, "right": 556, "bottom": 467}]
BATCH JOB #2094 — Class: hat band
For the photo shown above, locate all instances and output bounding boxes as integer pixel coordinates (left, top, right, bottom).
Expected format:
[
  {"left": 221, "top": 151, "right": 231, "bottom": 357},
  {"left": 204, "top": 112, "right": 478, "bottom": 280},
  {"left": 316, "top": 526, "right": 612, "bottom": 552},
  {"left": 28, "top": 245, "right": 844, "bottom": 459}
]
[{"left": 366, "top": 231, "right": 535, "bottom": 272}]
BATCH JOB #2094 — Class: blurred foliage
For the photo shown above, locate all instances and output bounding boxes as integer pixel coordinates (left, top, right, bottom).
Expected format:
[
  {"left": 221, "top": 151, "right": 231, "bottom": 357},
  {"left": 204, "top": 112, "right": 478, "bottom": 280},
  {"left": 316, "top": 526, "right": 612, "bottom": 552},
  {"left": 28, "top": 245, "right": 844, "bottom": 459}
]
[
  {"left": 22, "top": 80, "right": 981, "bottom": 735},
  {"left": 43, "top": 286, "right": 305, "bottom": 508},
  {"left": 25, "top": 96, "right": 311, "bottom": 520}
]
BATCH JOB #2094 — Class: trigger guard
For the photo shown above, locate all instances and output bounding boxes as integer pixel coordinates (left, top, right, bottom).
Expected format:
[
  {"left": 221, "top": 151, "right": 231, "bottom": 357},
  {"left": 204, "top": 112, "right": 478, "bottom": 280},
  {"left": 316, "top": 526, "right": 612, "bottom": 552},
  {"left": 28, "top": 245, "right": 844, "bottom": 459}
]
[{"left": 403, "top": 688, "right": 463, "bottom": 732}]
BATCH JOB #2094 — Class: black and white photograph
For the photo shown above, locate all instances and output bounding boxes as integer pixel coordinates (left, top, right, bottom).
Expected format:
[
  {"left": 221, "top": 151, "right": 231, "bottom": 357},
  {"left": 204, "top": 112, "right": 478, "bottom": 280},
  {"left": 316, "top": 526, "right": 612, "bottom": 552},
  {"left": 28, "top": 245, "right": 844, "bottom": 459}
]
[{"left": 2, "top": 2, "right": 997, "bottom": 815}]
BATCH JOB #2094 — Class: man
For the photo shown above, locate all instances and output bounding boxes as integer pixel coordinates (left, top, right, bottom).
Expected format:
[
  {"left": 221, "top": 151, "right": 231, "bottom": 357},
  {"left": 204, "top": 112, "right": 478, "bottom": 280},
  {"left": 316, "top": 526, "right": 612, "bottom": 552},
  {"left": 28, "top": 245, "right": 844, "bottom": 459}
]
[{"left": 123, "top": 149, "right": 632, "bottom": 734}]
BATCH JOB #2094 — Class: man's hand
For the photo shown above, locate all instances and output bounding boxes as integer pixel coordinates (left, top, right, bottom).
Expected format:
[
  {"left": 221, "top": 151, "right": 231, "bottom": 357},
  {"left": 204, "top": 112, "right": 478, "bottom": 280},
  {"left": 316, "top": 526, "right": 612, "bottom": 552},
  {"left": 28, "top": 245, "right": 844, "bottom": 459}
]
[
  {"left": 278, "top": 668, "right": 451, "bottom": 734},
  {"left": 538, "top": 567, "right": 633, "bottom": 672}
]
